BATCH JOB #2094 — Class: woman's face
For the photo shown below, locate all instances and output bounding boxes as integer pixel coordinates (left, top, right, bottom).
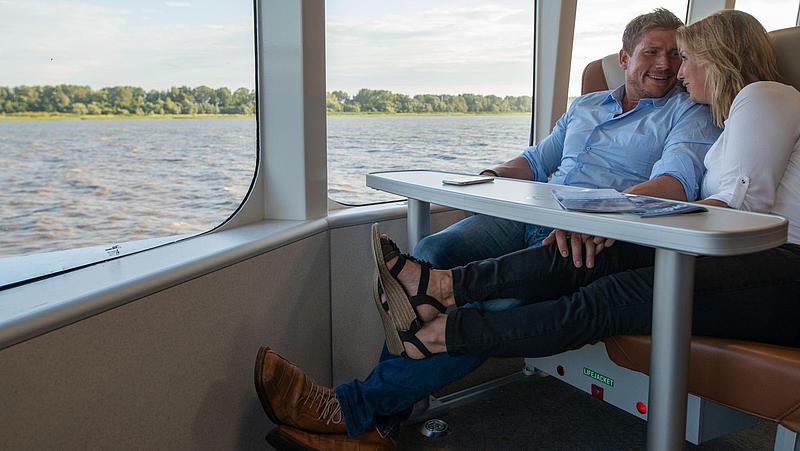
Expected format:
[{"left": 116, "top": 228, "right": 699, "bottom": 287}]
[{"left": 677, "top": 50, "right": 710, "bottom": 104}]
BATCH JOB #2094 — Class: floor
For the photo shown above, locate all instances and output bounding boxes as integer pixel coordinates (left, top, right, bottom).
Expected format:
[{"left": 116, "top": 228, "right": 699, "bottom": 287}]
[{"left": 396, "top": 360, "right": 776, "bottom": 451}]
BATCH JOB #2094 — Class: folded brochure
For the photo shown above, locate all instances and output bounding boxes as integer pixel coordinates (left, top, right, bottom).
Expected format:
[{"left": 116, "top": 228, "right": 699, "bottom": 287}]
[{"left": 551, "top": 188, "right": 706, "bottom": 217}]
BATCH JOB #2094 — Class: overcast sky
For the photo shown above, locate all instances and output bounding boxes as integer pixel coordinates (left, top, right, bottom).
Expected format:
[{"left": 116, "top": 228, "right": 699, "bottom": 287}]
[{"left": 1, "top": 0, "right": 796, "bottom": 96}]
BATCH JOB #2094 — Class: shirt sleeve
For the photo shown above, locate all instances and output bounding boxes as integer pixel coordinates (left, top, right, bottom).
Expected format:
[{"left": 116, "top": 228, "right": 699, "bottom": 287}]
[
  {"left": 703, "top": 85, "right": 798, "bottom": 211},
  {"left": 649, "top": 103, "right": 720, "bottom": 201},
  {"left": 520, "top": 107, "right": 570, "bottom": 182}
]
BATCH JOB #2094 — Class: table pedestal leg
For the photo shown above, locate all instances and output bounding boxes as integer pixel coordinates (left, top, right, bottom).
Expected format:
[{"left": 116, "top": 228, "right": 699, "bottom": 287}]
[
  {"left": 647, "top": 249, "right": 695, "bottom": 451},
  {"left": 407, "top": 199, "right": 430, "bottom": 250}
]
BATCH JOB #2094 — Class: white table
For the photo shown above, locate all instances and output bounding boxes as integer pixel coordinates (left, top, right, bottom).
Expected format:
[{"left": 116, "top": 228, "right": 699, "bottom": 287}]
[{"left": 366, "top": 170, "right": 788, "bottom": 451}]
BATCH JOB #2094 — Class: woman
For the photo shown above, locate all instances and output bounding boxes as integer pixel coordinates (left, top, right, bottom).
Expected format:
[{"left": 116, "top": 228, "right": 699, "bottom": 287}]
[{"left": 374, "top": 10, "right": 800, "bottom": 359}]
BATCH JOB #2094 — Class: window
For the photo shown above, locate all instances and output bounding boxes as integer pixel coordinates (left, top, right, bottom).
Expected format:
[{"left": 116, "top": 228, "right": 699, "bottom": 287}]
[
  {"left": 735, "top": 0, "right": 799, "bottom": 31},
  {"left": 569, "top": 0, "right": 689, "bottom": 99},
  {"left": 326, "top": 0, "right": 535, "bottom": 205},
  {"left": 0, "top": 0, "right": 256, "bottom": 287}
]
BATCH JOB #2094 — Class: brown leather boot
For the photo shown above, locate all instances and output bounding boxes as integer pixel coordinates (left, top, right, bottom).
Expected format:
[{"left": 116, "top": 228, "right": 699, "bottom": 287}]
[
  {"left": 266, "top": 425, "right": 396, "bottom": 451},
  {"left": 254, "top": 347, "right": 346, "bottom": 434}
]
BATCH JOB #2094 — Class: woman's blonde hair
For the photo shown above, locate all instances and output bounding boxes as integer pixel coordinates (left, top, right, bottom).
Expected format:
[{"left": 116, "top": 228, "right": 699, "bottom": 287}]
[{"left": 676, "top": 10, "right": 780, "bottom": 127}]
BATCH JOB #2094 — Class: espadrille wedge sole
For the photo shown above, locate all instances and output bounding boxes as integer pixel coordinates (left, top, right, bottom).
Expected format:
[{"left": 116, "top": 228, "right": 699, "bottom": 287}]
[
  {"left": 371, "top": 274, "right": 406, "bottom": 356},
  {"left": 370, "top": 223, "right": 419, "bottom": 333}
]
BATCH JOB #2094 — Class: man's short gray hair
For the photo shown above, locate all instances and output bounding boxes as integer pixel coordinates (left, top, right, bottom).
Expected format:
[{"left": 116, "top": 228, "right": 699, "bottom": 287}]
[{"left": 622, "top": 8, "right": 684, "bottom": 54}]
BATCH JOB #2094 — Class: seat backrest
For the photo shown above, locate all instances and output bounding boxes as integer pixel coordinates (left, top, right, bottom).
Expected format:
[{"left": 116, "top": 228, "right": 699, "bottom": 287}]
[
  {"left": 771, "top": 26, "right": 800, "bottom": 91},
  {"left": 580, "top": 25, "right": 800, "bottom": 95}
]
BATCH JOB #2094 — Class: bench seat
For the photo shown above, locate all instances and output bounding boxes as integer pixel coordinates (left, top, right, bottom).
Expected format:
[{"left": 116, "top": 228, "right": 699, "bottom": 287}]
[{"left": 605, "top": 335, "right": 800, "bottom": 433}]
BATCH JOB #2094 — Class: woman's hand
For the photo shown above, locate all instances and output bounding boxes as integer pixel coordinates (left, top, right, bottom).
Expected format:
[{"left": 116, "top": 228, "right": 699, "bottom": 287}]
[{"left": 542, "top": 229, "right": 616, "bottom": 268}]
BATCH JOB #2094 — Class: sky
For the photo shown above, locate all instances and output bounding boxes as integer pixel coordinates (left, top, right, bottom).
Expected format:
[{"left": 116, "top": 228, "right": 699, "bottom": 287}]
[
  {"left": 0, "top": 0, "right": 255, "bottom": 90},
  {"left": 1, "top": 0, "right": 797, "bottom": 96}
]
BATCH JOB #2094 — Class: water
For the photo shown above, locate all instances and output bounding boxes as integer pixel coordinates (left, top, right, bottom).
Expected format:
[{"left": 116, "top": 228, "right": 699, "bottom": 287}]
[
  {"left": 0, "top": 115, "right": 531, "bottom": 258},
  {"left": 328, "top": 115, "right": 530, "bottom": 204}
]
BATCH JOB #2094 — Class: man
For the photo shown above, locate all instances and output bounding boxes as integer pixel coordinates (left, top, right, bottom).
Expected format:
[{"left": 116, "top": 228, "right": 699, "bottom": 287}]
[{"left": 256, "top": 9, "right": 721, "bottom": 450}]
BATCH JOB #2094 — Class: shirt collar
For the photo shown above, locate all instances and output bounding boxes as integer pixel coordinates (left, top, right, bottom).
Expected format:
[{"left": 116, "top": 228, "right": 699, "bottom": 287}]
[{"left": 603, "top": 84, "right": 680, "bottom": 110}]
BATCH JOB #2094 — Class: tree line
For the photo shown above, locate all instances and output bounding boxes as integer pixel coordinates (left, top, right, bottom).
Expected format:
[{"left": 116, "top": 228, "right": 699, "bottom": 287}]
[
  {"left": 327, "top": 89, "right": 532, "bottom": 113},
  {"left": 0, "top": 85, "right": 256, "bottom": 115},
  {"left": 0, "top": 85, "right": 532, "bottom": 115}
]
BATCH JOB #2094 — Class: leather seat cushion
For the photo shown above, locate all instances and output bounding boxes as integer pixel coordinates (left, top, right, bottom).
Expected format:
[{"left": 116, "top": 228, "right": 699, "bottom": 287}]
[{"left": 604, "top": 335, "right": 800, "bottom": 433}]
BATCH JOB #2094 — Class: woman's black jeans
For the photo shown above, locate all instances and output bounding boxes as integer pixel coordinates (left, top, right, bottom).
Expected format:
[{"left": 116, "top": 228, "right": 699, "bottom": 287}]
[{"left": 446, "top": 242, "right": 800, "bottom": 357}]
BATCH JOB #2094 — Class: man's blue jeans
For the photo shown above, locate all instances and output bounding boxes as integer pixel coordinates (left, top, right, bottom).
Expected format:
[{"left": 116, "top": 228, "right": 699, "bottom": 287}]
[{"left": 335, "top": 214, "right": 551, "bottom": 437}]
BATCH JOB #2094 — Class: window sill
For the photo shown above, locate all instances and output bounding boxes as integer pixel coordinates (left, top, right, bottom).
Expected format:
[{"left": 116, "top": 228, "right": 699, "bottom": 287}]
[{"left": 0, "top": 218, "right": 326, "bottom": 350}]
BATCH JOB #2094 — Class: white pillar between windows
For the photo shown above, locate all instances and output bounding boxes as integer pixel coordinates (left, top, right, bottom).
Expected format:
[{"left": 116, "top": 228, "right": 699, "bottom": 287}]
[
  {"left": 229, "top": 0, "right": 327, "bottom": 226},
  {"left": 532, "top": 0, "right": 577, "bottom": 145},
  {"left": 261, "top": 0, "right": 327, "bottom": 221}
]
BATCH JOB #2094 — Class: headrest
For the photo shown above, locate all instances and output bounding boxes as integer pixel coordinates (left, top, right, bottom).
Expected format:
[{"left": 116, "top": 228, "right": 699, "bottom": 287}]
[
  {"left": 580, "top": 59, "right": 608, "bottom": 94},
  {"left": 601, "top": 54, "right": 626, "bottom": 90},
  {"left": 581, "top": 55, "right": 623, "bottom": 95},
  {"left": 771, "top": 26, "right": 800, "bottom": 91}
]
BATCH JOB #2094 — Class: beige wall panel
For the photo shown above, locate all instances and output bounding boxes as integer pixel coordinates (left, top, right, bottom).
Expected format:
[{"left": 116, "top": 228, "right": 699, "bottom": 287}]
[
  {"left": 0, "top": 232, "right": 330, "bottom": 451},
  {"left": 329, "top": 210, "right": 465, "bottom": 385}
]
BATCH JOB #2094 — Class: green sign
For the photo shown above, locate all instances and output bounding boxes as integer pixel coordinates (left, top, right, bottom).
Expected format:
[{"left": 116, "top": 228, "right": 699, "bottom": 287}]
[{"left": 583, "top": 367, "right": 614, "bottom": 387}]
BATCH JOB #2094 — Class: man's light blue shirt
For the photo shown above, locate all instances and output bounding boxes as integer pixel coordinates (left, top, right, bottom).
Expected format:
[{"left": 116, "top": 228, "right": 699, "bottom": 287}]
[{"left": 521, "top": 85, "right": 721, "bottom": 201}]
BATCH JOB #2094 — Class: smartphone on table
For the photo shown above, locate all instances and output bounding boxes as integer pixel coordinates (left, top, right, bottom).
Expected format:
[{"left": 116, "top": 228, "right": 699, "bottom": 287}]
[{"left": 441, "top": 175, "right": 495, "bottom": 186}]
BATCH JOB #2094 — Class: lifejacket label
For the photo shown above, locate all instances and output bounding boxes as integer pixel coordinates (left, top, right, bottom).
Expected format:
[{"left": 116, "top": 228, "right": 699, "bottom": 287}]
[{"left": 583, "top": 367, "right": 614, "bottom": 387}]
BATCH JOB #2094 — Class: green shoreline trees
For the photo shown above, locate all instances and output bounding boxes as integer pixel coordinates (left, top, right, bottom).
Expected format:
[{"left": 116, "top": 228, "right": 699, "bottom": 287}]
[
  {"left": 328, "top": 89, "right": 531, "bottom": 113},
  {"left": 0, "top": 85, "right": 255, "bottom": 115},
  {"left": 0, "top": 86, "right": 532, "bottom": 116}
]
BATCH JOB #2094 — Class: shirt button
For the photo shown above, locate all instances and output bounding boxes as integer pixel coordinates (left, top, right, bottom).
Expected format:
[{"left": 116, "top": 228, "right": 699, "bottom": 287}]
[{"left": 585, "top": 146, "right": 591, "bottom": 151}]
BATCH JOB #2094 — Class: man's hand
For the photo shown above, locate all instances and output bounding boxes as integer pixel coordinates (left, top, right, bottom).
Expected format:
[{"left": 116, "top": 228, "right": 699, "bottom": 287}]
[
  {"left": 485, "top": 156, "right": 534, "bottom": 180},
  {"left": 542, "top": 229, "right": 616, "bottom": 268}
]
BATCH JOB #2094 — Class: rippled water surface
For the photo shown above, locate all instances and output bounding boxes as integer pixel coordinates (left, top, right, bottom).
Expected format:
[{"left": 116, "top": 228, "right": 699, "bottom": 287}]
[{"left": 1, "top": 115, "right": 531, "bottom": 257}]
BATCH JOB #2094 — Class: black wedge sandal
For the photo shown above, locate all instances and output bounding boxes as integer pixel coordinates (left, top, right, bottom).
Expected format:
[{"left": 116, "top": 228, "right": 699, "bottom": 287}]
[
  {"left": 374, "top": 276, "right": 434, "bottom": 358},
  {"left": 370, "top": 223, "right": 447, "bottom": 356}
]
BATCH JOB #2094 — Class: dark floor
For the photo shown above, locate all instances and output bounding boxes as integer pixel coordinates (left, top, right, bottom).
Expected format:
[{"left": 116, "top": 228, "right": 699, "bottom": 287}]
[{"left": 397, "top": 362, "right": 775, "bottom": 451}]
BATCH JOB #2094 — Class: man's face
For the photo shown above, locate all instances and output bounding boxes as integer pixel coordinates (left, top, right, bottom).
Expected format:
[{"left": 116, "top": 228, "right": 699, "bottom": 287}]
[{"left": 619, "top": 28, "right": 681, "bottom": 101}]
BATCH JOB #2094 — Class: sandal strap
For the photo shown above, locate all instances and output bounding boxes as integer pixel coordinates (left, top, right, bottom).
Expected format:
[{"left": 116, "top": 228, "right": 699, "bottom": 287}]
[
  {"left": 399, "top": 329, "right": 433, "bottom": 358},
  {"left": 410, "top": 265, "right": 447, "bottom": 313},
  {"left": 388, "top": 255, "right": 405, "bottom": 278},
  {"left": 379, "top": 237, "right": 401, "bottom": 261},
  {"left": 380, "top": 237, "right": 406, "bottom": 278},
  {"left": 410, "top": 295, "right": 447, "bottom": 314}
]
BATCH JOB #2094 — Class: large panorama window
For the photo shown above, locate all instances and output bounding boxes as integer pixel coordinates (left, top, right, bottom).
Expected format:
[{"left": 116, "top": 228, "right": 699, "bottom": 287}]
[
  {"left": 326, "top": 0, "right": 535, "bottom": 205},
  {"left": 0, "top": 0, "right": 256, "bottom": 287}
]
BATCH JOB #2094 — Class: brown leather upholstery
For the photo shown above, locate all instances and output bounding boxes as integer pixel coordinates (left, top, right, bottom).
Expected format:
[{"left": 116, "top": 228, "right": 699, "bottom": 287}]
[
  {"left": 772, "top": 27, "right": 800, "bottom": 92},
  {"left": 581, "top": 58, "right": 609, "bottom": 95},
  {"left": 605, "top": 335, "right": 800, "bottom": 433}
]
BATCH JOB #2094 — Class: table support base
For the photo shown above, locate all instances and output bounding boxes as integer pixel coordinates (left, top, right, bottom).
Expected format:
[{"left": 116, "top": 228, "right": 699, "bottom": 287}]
[{"left": 647, "top": 249, "right": 695, "bottom": 451}]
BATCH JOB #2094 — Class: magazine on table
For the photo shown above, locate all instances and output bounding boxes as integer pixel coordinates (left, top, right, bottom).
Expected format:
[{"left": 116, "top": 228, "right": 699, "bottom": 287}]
[{"left": 551, "top": 188, "right": 707, "bottom": 217}]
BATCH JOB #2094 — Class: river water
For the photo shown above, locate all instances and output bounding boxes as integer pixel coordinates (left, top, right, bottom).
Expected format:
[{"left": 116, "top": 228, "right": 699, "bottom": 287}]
[{"left": 0, "top": 115, "right": 531, "bottom": 257}]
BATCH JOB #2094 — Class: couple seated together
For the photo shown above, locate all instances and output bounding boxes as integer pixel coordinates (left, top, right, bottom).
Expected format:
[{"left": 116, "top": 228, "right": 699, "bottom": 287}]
[{"left": 255, "top": 8, "right": 800, "bottom": 451}]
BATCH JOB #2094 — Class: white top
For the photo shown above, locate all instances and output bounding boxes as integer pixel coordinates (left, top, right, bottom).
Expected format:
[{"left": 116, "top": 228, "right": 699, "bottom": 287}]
[{"left": 701, "top": 81, "right": 800, "bottom": 243}]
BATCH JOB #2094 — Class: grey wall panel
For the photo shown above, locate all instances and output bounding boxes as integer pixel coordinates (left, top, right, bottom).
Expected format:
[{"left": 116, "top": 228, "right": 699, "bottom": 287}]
[
  {"left": 329, "top": 210, "right": 465, "bottom": 385},
  {"left": 0, "top": 232, "right": 330, "bottom": 451}
]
